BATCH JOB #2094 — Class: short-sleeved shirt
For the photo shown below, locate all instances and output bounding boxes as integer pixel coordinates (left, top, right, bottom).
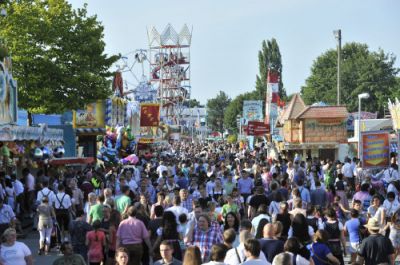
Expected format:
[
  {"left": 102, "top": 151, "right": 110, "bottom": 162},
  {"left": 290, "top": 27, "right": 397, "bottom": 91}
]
[
  {"left": 115, "top": 195, "right": 131, "bottom": 213},
  {"left": 0, "top": 241, "right": 31, "bottom": 265},
  {"left": 116, "top": 216, "right": 149, "bottom": 245},
  {"left": 87, "top": 230, "right": 105, "bottom": 262},
  {"left": 359, "top": 234, "right": 394, "bottom": 265},
  {"left": 89, "top": 204, "right": 104, "bottom": 223},
  {"left": 307, "top": 242, "right": 332, "bottom": 265},
  {"left": 221, "top": 203, "right": 239, "bottom": 217},
  {"left": 0, "top": 204, "right": 15, "bottom": 224},
  {"left": 345, "top": 218, "right": 362, "bottom": 243}
]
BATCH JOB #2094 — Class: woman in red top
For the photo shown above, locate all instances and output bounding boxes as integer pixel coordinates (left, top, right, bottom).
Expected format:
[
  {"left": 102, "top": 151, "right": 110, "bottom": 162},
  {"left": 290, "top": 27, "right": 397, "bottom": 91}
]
[{"left": 86, "top": 220, "right": 106, "bottom": 265}]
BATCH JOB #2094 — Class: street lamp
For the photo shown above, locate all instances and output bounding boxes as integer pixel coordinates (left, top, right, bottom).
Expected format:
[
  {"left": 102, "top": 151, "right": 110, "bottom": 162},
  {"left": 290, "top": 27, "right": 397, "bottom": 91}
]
[
  {"left": 333, "top": 29, "right": 342, "bottom": 105},
  {"left": 358, "top": 92, "right": 370, "bottom": 159}
]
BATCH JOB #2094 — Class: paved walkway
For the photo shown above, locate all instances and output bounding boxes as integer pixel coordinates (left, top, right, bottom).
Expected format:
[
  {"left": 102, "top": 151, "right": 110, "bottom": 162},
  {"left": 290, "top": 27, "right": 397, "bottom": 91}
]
[{"left": 22, "top": 230, "right": 59, "bottom": 265}]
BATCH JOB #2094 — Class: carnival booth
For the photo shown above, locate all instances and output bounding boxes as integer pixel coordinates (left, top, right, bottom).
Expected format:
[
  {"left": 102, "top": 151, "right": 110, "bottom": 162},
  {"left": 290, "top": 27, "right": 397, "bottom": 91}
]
[{"left": 0, "top": 55, "right": 64, "bottom": 169}]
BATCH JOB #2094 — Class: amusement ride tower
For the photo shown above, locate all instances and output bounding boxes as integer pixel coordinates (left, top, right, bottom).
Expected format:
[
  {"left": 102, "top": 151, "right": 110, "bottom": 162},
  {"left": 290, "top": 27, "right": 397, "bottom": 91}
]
[{"left": 147, "top": 24, "right": 192, "bottom": 125}]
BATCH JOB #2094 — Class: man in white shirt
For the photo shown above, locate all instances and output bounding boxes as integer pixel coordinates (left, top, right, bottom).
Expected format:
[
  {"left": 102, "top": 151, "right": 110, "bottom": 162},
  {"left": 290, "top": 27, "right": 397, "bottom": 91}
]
[
  {"left": 225, "top": 230, "right": 269, "bottom": 265},
  {"left": 166, "top": 196, "right": 188, "bottom": 223},
  {"left": 36, "top": 181, "right": 56, "bottom": 206},
  {"left": 383, "top": 165, "right": 399, "bottom": 184},
  {"left": 341, "top": 158, "right": 354, "bottom": 190},
  {"left": 54, "top": 184, "right": 72, "bottom": 241},
  {"left": 22, "top": 168, "right": 35, "bottom": 217},
  {"left": 156, "top": 161, "right": 168, "bottom": 178}
]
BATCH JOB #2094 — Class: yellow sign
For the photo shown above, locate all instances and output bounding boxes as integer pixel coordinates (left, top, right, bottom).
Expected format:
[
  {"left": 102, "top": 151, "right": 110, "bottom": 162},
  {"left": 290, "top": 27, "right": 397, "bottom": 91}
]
[{"left": 73, "top": 100, "right": 105, "bottom": 128}]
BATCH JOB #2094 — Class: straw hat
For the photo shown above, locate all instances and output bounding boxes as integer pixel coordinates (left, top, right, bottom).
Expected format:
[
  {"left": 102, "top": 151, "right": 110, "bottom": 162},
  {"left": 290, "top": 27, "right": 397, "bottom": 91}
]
[{"left": 364, "top": 218, "right": 380, "bottom": 230}]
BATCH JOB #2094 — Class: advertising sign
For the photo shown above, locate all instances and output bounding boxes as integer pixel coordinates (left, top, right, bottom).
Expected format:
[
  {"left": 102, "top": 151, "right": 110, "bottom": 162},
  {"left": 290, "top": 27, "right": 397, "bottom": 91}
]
[
  {"left": 243, "top": 100, "right": 263, "bottom": 125},
  {"left": 105, "top": 97, "right": 127, "bottom": 127},
  {"left": 140, "top": 103, "right": 160, "bottom": 127},
  {"left": 73, "top": 101, "right": 105, "bottom": 128},
  {"left": 361, "top": 131, "right": 390, "bottom": 169},
  {"left": 246, "top": 121, "right": 270, "bottom": 136},
  {"left": 0, "top": 59, "right": 18, "bottom": 125}
]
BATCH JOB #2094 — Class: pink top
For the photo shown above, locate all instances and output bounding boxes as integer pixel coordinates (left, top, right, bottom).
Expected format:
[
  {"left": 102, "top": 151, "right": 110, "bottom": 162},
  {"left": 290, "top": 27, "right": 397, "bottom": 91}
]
[
  {"left": 116, "top": 216, "right": 149, "bottom": 245},
  {"left": 87, "top": 230, "right": 105, "bottom": 262}
]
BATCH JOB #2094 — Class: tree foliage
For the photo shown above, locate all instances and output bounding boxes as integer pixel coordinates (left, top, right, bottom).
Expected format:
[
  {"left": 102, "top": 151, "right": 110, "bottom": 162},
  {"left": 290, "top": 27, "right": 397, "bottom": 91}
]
[
  {"left": 255, "top": 39, "right": 286, "bottom": 100},
  {"left": 183, "top": 98, "right": 203, "bottom": 108},
  {"left": 223, "top": 91, "right": 258, "bottom": 133},
  {"left": 0, "top": 0, "right": 119, "bottom": 114},
  {"left": 223, "top": 39, "right": 285, "bottom": 132},
  {"left": 206, "top": 91, "right": 231, "bottom": 132},
  {"left": 301, "top": 42, "right": 399, "bottom": 116}
]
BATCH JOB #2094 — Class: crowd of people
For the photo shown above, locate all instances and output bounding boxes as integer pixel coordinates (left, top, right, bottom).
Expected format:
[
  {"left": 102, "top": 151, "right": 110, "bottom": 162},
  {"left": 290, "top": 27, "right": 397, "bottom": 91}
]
[{"left": 0, "top": 140, "right": 399, "bottom": 265}]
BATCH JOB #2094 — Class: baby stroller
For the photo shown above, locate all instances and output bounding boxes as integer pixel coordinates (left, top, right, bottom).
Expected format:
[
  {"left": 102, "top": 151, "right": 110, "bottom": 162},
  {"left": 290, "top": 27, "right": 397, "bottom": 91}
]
[{"left": 50, "top": 222, "right": 62, "bottom": 250}]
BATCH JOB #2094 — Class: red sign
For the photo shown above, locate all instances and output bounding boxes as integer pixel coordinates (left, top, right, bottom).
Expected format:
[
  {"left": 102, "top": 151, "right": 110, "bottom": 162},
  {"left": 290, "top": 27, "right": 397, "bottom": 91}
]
[
  {"left": 246, "top": 121, "right": 270, "bottom": 136},
  {"left": 140, "top": 103, "right": 160, "bottom": 127}
]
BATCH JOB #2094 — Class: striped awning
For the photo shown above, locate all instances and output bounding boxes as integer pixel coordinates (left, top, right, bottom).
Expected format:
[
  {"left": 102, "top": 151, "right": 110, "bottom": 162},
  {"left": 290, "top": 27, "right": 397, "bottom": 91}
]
[
  {"left": 0, "top": 125, "right": 63, "bottom": 142},
  {"left": 75, "top": 128, "right": 106, "bottom": 135}
]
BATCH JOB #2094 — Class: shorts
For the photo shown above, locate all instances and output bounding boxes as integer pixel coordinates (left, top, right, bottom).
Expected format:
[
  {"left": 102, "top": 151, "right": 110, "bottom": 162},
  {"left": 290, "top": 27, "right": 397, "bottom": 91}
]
[
  {"left": 349, "top": 242, "right": 360, "bottom": 253},
  {"left": 55, "top": 209, "right": 70, "bottom": 231}
]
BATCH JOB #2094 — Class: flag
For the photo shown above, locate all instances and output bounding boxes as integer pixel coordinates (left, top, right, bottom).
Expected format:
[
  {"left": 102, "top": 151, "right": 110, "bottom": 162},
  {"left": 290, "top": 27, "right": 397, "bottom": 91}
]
[{"left": 140, "top": 103, "right": 160, "bottom": 127}]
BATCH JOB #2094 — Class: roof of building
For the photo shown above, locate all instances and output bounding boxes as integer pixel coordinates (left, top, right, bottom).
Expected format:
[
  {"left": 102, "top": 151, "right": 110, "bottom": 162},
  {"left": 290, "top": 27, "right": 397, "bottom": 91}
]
[
  {"left": 281, "top": 93, "right": 307, "bottom": 120},
  {"left": 295, "top": 105, "right": 349, "bottom": 119}
]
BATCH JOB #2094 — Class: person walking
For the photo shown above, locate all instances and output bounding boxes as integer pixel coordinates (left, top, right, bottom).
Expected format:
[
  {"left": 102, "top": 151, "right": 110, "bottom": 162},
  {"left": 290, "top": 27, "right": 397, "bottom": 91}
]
[
  {"left": 0, "top": 228, "right": 33, "bottom": 265},
  {"left": 54, "top": 184, "right": 72, "bottom": 242},
  {"left": 358, "top": 218, "right": 395, "bottom": 265},
  {"left": 69, "top": 209, "right": 93, "bottom": 261},
  {"left": 52, "top": 242, "right": 87, "bottom": 265},
  {"left": 115, "top": 247, "right": 129, "bottom": 265},
  {"left": 154, "top": 240, "right": 182, "bottom": 265},
  {"left": 37, "top": 196, "right": 56, "bottom": 255},
  {"left": 86, "top": 220, "right": 106, "bottom": 265},
  {"left": 116, "top": 206, "right": 152, "bottom": 265}
]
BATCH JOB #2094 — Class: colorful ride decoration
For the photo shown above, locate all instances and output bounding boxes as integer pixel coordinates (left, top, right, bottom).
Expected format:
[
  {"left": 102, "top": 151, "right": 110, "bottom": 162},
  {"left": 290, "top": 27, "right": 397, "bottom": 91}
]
[
  {"left": 96, "top": 125, "right": 137, "bottom": 166},
  {"left": 0, "top": 56, "right": 17, "bottom": 125}
]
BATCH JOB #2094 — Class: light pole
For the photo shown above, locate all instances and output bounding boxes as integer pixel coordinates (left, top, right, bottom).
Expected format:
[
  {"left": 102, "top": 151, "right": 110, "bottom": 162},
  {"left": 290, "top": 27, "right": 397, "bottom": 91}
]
[
  {"left": 236, "top": 114, "right": 242, "bottom": 141},
  {"left": 333, "top": 29, "right": 342, "bottom": 105},
  {"left": 358, "top": 93, "right": 370, "bottom": 159}
]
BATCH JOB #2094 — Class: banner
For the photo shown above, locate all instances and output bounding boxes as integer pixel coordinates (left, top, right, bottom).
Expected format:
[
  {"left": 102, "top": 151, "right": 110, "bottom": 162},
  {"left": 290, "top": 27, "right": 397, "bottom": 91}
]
[
  {"left": 246, "top": 121, "right": 270, "bottom": 136},
  {"left": 105, "top": 97, "right": 127, "bottom": 127},
  {"left": 243, "top": 101, "right": 263, "bottom": 125},
  {"left": 73, "top": 101, "right": 105, "bottom": 128},
  {"left": 388, "top": 98, "right": 400, "bottom": 131},
  {"left": 361, "top": 131, "right": 390, "bottom": 169},
  {"left": 126, "top": 101, "right": 141, "bottom": 135},
  {"left": 140, "top": 103, "right": 160, "bottom": 127},
  {"left": 0, "top": 59, "right": 18, "bottom": 125}
]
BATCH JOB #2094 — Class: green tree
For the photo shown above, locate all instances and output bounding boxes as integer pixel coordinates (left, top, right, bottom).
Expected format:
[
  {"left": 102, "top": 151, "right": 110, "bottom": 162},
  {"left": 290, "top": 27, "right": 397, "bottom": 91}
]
[
  {"left": 301, "top": 42, "right": 399, "bottom": 116},
  {"left": 184, "top": 99, "right": 203, "bottom": 108},
  {"left": 0, "top": 0, "right": 119, "bottom": 115},
  {"left": 223, "top": 39, "right": 286, "bottom": 132},
  {"left": 206, "top": 91, "right": 231, "bottom": 133},
  {"left": 223, "top": 91, "right": 259, "bottom": 132},
  {"left": 255, "top": 39, "right": 286, "bottom": 100}
]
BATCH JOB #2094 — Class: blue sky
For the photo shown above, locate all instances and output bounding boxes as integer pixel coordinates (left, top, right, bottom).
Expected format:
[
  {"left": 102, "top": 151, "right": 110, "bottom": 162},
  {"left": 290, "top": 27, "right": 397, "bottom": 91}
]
[{"left": 68, "top": 0, "right": 400, "bottom": 105}]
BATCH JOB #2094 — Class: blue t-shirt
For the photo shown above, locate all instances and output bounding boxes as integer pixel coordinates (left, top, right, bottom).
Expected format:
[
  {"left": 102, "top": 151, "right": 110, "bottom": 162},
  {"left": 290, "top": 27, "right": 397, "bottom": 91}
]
[
  {"left": 345, "top": 218, "right": 361, "bottom": 243},
  {"left": 307, "top": 242, "right": 331, "bottom": 265}
]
